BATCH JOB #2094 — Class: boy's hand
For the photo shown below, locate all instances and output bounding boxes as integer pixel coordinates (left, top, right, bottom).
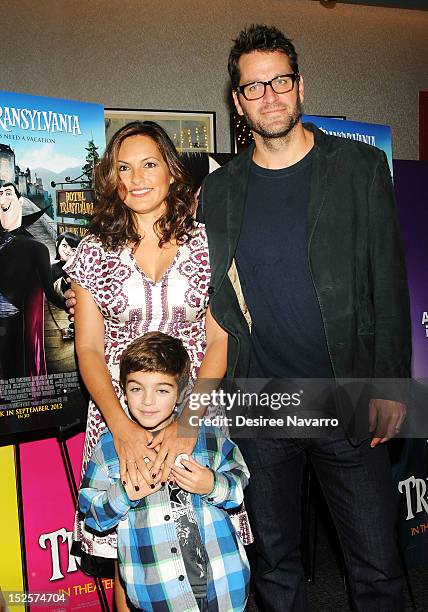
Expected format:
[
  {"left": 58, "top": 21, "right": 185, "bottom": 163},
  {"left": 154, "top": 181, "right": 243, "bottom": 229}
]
[
  {"left": 123, "top": 468, "right": 162, "bottom": 501},
  {"left": 170, "top": 456, "right": 214, "bottom": 495}
]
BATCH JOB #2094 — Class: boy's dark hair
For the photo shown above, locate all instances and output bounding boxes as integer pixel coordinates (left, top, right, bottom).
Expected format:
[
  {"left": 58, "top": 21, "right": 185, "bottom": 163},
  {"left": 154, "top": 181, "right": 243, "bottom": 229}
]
[
  {"left": 120, "top": 332, "right": 190, "bottom": 392},
  {"left": 228, "top": 24, "right": 299, "bottom": 89}
]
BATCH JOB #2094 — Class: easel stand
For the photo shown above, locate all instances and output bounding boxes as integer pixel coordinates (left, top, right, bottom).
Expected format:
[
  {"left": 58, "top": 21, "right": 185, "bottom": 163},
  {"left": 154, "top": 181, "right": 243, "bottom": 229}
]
[{"left": 56, "top": 422, "right": 111, "bottom": 612}]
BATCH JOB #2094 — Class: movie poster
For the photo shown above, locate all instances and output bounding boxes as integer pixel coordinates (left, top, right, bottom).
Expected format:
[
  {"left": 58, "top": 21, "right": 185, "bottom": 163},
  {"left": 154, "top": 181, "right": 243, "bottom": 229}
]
[
  {"left": 0, "top": 445, "right": 24, "bottom": 612},
  {"left": 0, "top": 90, "right": 110, "bottom": 610},
  {"left": 0, "top": 90, "right": 105, "bottom": 441},
  {"left": 18, "top": 434, "right": 115, "bottom": 611},
  {"left": 302, "top": 115, "right": 393, "bottom": 173},
  {"left": 393, "top": 159, "right": 428, "bottom": 568}
]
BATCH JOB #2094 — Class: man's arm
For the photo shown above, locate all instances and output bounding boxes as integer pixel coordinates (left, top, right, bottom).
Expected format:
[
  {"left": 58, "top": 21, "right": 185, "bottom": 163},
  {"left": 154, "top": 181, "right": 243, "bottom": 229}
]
[
  {"left": 369, "top": 151, "right": 411, "bottom": 445},
  {"left": 369, "top": 152, "right": 411, "bottom": 379}
]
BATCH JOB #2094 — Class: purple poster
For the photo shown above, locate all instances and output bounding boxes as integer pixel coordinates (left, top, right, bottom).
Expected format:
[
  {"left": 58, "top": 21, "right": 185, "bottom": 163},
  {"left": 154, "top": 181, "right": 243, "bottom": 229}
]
[
  {"left": 395, "top": 160, "right": 428, "bottom": 379},
  {"left": 393, "top": 159, "right": 428, "bottom": 568}
]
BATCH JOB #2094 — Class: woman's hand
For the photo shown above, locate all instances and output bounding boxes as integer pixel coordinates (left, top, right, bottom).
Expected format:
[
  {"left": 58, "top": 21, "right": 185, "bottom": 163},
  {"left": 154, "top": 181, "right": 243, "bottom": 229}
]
[
  {"left": 112, "top": 417, "right": 159, "bottom": 489},
  {"left": 123, "top": 460, "right": 163, "bottom": 501},
  {"left": 149, "top": 418, "right": 198, "bottom": 485}
]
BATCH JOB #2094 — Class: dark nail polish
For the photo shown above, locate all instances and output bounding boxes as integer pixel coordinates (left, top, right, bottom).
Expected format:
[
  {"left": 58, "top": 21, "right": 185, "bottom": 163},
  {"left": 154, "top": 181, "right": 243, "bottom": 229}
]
[
  {"left": 161, "top": 481, "right": 166, "bottom": 486},
  {"left": 135, "top": 486, "right": 140, "bottom": 492},
  {"left": 122, "top": 481, "right": 126, "bottom": 485},
  {"left": 150, "top": 484, "right": 155, "bottom": 489},
  {"left": 152, "top": 473, "right": 156, "bottom": 478}
]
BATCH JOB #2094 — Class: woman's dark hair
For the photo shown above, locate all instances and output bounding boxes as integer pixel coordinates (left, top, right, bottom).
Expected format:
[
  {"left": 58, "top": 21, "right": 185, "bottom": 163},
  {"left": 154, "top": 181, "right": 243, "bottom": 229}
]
[
  {"left": 90, "top": 121, "right": 195, "bottom": 250},
  {"left": 180, "top": 152, "right": 210, "bottom": 193},
  {"left": 228, "top": 24, "right": 299, "bottom": 89},
  {"left": 55, "top": 231, "right": 81, "bottom": 259}
]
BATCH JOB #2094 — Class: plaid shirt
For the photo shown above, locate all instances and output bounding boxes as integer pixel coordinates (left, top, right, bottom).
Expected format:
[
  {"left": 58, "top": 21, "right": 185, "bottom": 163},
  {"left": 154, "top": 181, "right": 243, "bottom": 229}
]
[{"left": 78, "top": 425, "right": 250, "bottom": 611}]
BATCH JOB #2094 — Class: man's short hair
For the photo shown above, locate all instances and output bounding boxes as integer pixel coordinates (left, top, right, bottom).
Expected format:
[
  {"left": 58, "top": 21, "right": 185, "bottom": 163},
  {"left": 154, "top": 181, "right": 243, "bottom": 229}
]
[
  {"left": 119, "top": 332, "right": 190, "bottom": 393},
  {"left": 1, "top": 182, "right": 21, "bottom": 199},
  {"left": 228, "top": 24, "right": 299, "bottom": 89}
]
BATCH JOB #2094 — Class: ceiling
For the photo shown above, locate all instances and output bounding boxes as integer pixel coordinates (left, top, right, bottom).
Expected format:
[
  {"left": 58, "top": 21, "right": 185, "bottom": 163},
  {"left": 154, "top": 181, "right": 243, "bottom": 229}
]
[{"left": 315, "top": 0, "right": 428, "bottom": 10}]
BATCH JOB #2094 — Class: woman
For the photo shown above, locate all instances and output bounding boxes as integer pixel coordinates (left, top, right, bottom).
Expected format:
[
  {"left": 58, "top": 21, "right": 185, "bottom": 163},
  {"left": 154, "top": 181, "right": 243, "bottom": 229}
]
[{"left": 65, "top": 121, "right": 228, "bottom": 607}]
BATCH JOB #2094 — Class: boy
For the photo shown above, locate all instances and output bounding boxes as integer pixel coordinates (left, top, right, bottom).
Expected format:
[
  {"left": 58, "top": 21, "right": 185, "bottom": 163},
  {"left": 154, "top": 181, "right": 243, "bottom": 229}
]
[{"left": 78, "top": 331, "right": 250, "bottom": 612}]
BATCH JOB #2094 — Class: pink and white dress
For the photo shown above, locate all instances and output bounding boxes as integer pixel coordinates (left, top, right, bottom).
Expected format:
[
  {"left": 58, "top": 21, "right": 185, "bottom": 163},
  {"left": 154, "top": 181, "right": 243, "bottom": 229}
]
[{"left": 65, "top": 224, "right": 211, "bottom": 560}]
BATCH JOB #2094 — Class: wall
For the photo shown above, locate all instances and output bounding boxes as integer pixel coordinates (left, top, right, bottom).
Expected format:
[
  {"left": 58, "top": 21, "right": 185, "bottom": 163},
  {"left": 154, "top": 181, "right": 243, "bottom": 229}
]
[{"left": 2, "top": 0, "right": 428, "bottom": 159}]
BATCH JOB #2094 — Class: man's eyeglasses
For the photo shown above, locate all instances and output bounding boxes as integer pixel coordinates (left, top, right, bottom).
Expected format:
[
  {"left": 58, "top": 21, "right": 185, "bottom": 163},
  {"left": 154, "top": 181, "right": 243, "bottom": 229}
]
[{"left": 236, "top": 73, "right": 299, "bottom": 101}]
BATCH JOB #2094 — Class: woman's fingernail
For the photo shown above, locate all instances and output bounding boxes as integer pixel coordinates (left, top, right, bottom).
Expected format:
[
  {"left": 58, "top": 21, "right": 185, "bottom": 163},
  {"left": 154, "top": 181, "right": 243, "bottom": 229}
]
[
  {"left": 135, "top": 486, "right": 140, "bottom": 492},
  {"left": 161, "top": 481, "right": 166, "bottom": 486},
  {"left": 150, "top": 484, "right": 155, "bottom": 489},
  {"left": 152, "top": 473, "right": 156, "bottom": 479},
  {"left": 122, "top": 481, "right": 126, "bottom": 485}
]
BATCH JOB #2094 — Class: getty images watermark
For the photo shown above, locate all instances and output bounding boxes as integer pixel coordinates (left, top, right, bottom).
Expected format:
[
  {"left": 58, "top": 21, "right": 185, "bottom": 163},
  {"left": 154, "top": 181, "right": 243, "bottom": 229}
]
[{"left": 187, "top": 388, "right": 340, "bottom": 430}]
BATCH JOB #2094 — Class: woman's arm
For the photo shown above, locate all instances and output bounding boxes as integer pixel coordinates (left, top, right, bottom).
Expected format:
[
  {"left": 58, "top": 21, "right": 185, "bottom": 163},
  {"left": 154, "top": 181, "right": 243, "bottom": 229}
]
[
  {"left": 73, "top": 282, "right": 157, "bottom": 488},
  {"left": 151, "top": 306, "right": 228, "bottom": 483},
  {"left": 199, "top": 305, "right": 229, "bottom": 376}
]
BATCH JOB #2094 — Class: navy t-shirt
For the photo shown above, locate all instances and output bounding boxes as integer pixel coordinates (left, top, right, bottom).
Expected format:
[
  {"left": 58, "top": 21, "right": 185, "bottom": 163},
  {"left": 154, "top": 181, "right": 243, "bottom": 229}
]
[{"left": 235, "top": 149, "right": 333, "bottom": 379}]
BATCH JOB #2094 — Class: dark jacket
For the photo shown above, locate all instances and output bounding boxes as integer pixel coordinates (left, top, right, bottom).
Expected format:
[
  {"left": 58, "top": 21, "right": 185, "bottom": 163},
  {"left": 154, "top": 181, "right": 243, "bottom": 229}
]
[{"left": 199, "top": 124, "right": 411, "bottom": 387}]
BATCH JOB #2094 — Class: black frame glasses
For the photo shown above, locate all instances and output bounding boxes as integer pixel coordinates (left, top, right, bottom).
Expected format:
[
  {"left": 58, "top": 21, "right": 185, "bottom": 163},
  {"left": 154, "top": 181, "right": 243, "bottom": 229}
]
[{"left": 236, "top": 73, "right": 299, "bottom": 101}]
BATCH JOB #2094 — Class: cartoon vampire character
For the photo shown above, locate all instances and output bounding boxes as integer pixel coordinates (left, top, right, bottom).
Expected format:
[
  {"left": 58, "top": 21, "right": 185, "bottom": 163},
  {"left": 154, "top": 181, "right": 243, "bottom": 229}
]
[{"left": 0, "top": 183, "right": 65, "bottom": 380}]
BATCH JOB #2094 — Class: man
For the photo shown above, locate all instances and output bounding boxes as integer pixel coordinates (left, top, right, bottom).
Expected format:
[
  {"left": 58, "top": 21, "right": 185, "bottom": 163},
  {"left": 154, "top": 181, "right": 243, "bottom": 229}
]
[
  {"left": 199, "top": 25, "right": 411, "bottom": 611},
  {"left": 0, "top": 183, "right": 63, "bottom": 380}
]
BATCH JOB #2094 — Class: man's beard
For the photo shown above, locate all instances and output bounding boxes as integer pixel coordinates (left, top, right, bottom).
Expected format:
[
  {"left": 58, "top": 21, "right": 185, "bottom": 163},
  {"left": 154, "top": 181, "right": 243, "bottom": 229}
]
[{"left": 243, "top": 95, "right": 303, "bottom": 140}]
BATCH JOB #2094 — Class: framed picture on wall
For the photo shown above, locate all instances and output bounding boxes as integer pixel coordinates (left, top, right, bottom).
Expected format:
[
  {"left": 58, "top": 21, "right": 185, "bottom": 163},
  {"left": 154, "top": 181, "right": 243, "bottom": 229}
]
[
  {"left": 230, "top": 112, "right": 254, "bottom": 154},
  {"left": 105, "top": 108, "right": 216, "bottom": 153}
]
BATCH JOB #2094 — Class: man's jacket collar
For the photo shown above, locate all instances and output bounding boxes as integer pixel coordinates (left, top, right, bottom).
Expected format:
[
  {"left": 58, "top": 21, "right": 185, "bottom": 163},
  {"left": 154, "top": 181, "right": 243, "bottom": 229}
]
[{"left": 224, "top": 122, "right": 340, "bottom": 262}]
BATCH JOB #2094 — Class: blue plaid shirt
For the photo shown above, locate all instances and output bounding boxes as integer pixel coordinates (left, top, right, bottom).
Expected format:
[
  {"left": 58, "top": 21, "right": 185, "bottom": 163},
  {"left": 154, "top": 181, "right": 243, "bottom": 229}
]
[{"left": 78, "top": 425, "right": 250, "bottom": 611}]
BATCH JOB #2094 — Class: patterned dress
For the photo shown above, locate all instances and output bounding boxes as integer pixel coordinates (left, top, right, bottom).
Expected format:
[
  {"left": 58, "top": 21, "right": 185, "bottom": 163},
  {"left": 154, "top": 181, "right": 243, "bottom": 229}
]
[{"left": 64, "top": 224, "right": 211, "bottom": 560}]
